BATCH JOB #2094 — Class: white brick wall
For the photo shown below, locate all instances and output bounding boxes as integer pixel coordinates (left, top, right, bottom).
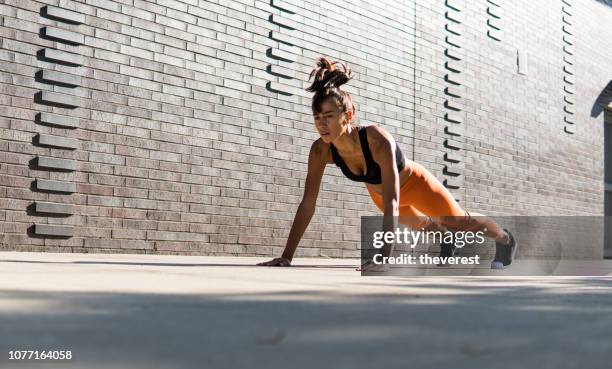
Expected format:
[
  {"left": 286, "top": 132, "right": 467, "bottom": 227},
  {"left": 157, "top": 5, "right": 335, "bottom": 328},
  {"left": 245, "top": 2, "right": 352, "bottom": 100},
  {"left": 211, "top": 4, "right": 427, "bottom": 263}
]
[{"left": 0, "top": 0, "right": 611, "bottom": 257}]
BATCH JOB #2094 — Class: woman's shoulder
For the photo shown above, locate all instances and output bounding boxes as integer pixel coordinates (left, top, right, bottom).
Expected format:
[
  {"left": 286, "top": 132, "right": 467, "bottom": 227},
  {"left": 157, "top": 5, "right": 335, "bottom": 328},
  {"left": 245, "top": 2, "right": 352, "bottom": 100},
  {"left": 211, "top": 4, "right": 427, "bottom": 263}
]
[
  {"left": 312, "top": 137, "right": 334, "bottom": 164},
  {"left": 363, "top": 124, "right": 395, "bottom": 149}
]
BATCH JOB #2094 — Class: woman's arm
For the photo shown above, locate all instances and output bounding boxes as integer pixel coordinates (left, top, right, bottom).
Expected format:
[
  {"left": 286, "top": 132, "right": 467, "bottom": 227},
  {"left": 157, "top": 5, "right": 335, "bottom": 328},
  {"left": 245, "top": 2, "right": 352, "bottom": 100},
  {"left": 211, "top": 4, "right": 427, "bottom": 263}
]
[
  {"left": 370, "top": 126, "right": 400, "bottom": 258},
  {"left": 257, "top": 139, "right": 328, "bottom": 266}
]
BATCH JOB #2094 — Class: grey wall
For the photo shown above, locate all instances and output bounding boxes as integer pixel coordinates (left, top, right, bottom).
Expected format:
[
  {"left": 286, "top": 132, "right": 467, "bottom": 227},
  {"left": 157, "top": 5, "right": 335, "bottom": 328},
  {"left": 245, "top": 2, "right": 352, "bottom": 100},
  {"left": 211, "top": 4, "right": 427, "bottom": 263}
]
[{"left": 0, "top": 0, "right": 611, "bottom": 257}]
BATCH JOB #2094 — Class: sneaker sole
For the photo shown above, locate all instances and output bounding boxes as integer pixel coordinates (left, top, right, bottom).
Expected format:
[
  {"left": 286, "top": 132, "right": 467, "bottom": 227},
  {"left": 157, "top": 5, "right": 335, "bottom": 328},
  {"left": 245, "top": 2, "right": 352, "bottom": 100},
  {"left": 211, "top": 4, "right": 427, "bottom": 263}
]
[{"left": 491, "top": 229, "right": 517, "bottom": 269}]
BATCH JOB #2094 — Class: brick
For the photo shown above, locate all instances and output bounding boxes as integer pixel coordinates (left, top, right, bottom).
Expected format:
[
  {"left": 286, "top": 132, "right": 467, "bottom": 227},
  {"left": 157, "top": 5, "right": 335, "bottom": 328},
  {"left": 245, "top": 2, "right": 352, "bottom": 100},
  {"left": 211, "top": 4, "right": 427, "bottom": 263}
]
[
  {"left": 444, "top": 163, "right": 463, "bottom": 176},
  {"left": 267, "top": 81, "right": 304, "bottom": 96},
  {"left": 164, "top": 26, "right": 196, "bottom": 43},
  {"left": 445, "top": 10, "right": 463, "bottom": 23},
  {"left": 271, "top": 0, "right": 299, "bottom": 13},
  {"left": 38, "top": 112, "right": 79, "bottom": 128},
  {"left": 444, "top": 99, "right": 463, "bottom": 111},
  {"left": 444, "top": 47, "right": 463, "bottom": 60},
  {"left": 564, "top": 115, "right": 575, "bottom": 125},
  {"left": 446, "top": 0, "right": 464, "bottom": 11},
  {"left": 487, "top": 29, "right": 502, "bottom": 41},
  {"left": 445, "top": 22, "right": 461, "bottom": 35},
  {"left": 445, "top": 35, "right": 461, "bottom": 48},
  {"left": 269, "top": 14, "right": 298, "bottom": 29},
  {"left": 444, "top": 85, "right": 463, "bottom": 98},
  {"left": 487, "top": 6, "right": 502, "bottom": 18},
  {"left": 37, "top": 156, "right": 77, "bottom": 171},
  {"left": 37, "top": 134, "right": 79, "bottom": 149},
  {"left": 487, "top": 18, "right": 501, "bottom": 30},
  {"left": 40, "top": 70, "right": 82, "bottom": 86},
  {"left": 444, "top": 152, "right": 462, "bottom": 163},
  {"left": 120, "top": 44, "right": 154, "bottom": 60},
  {"left": 562, "top": 5, "right": 573, "bottom": 16},
  {"left": 112, "top": 228, "right": 147, "bottom": 239},
  {"left": 445, "top": 60, "right": 462, "bottom": 73},
  {"left": 444, "top": 177, "right": 462, "bottom": 189},
  {"left": 0, "top": 175, "right": 31, "bottom": 188},
  {"left": 268, "top": 64, "right": 296, "bottom": 78},
  {"left": 269, "top": 30, "right": 298, "bottom": 46},
  {"left": 42, "top": 26, "right": 85, "bottom": 45},
  {"left": 121, "top": 5, "right": 155, "bottom": 22},
  {"left": 39, "top": 91, "right": 81, "bottom": 108},
  {"left": 146, "top": 230, "right": 208, "bottom": 242},
  {"left": 41, "top": 48, "right": 84, "bottom": 66},
  {"left": 155, "top": 14, "right": 187, "bottom": 31},
  {"left": 133, "top": 0, "right": 165, "bottom": 15},
  {"left": 34, "top": 224, "right": 74, "bottom": 237},
  {"left": 36, "top": 179, "right": 76, "bottom": 193},
  {"left": 35, "top": 201, "right": 75, "bottom": 214},
  {"left": 94, "top": 48, "right": 130, "bottom": 64},
  {"left": 444, "top": 124, "right": 464, "bottom": 136},
  {"left": 44, "top": 6, "right": 86, "bottom": 24},
  {"left": 444, "top": 139, "right": 463, "bottom": 150},
  {"left": 445, "top": 112, "right": 464, "bottom": 124}
]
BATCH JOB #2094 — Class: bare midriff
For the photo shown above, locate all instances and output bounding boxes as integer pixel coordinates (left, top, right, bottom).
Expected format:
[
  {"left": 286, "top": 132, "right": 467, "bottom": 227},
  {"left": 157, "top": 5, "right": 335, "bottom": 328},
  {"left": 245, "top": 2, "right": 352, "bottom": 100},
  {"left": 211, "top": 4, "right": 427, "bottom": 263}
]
[{"left": 365, "top": 158, "right": 414, "bottom": 196}]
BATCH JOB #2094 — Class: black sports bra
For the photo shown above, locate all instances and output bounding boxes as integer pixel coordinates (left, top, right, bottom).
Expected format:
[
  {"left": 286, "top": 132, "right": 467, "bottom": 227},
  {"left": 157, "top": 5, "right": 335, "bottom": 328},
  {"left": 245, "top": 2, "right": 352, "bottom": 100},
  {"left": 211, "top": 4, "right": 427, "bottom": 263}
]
[{"left": 329, "top": 126, "right": 405, "bottom": 185}]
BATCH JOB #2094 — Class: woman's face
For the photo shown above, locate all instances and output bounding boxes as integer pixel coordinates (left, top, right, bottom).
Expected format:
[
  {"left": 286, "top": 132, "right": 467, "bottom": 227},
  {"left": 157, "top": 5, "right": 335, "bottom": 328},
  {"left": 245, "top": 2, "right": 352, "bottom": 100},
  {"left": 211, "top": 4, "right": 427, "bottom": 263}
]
[{"left": 313, "top": 98, "right": 352, "bottom": 143}]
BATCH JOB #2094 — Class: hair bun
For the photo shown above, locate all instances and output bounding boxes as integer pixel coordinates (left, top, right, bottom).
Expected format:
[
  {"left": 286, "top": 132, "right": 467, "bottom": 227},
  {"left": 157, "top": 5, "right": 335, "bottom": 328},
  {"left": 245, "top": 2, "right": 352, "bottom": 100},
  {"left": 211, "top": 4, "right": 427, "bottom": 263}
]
[{"left": 306, "top": 56, "right": 353, "bottom": 93}]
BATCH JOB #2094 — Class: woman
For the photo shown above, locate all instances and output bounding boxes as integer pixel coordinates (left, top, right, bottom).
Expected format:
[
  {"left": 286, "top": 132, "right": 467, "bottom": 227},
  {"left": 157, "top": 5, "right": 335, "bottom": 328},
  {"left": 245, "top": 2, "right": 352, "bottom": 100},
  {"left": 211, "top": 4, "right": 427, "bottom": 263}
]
[{"left": 257, "top": 57, "right": 517, "bottom": 270}]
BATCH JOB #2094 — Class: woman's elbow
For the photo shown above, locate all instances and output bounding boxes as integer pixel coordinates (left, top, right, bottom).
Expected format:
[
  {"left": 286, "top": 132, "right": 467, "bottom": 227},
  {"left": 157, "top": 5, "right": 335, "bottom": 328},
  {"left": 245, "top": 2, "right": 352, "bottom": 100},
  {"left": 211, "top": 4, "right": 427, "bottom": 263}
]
[{"left": 383, "top": 200, "right": 400, "bottom": 215}]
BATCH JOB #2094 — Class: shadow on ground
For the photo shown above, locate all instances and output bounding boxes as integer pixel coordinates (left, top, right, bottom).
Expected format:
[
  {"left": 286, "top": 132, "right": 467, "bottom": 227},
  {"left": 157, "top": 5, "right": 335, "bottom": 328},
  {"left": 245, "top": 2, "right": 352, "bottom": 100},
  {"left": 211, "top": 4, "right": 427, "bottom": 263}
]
[
  {"left": 1, "top": 278, "right": 612, "bottom": 369},
  {"left": 0, "top": 259, "right": 356, "bottom": 269}
]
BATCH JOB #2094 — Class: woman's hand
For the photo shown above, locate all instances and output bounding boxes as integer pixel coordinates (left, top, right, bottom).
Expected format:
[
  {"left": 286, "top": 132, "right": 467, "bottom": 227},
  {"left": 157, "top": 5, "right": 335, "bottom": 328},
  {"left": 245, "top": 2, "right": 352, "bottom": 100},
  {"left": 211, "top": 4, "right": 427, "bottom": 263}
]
[{"left": 256, "top": 257, "right": 291, "bottom": 267}]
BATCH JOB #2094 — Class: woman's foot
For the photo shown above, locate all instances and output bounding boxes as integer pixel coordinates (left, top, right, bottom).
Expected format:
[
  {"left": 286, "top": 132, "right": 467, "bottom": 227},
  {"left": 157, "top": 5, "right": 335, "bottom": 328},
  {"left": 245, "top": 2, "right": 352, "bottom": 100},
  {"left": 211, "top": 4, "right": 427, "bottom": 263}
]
[
  {"left": 491, "top": 229, "right": 518, "bottom": 269},
  {"left": 256, "top": 257, "right": 291, "bottom": 266},
  {"left": 437, "top": 238, "right": 456, "bottom": 267}
]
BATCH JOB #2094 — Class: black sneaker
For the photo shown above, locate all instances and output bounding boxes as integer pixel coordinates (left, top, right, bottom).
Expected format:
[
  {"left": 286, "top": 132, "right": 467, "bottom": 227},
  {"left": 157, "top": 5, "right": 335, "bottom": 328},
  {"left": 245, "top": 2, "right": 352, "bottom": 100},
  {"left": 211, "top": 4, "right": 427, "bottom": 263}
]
[
  {"left": 437, "top": 238, "right": 456, "bottom": 267},
  {"left": 491, "top": 229, "right": 518, "bottom": 269}
]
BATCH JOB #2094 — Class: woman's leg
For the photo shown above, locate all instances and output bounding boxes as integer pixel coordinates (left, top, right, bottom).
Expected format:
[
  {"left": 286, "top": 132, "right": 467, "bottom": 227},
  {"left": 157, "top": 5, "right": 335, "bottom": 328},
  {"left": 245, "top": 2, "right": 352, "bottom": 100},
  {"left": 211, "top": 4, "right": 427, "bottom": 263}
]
[
  {"left": 401, "top": 162, "right": 509, "bottom": 244},
  {"left": 367, "top": 162, "right": 510, "bottom": 244},
  {"left": 367, "top": 182, "right": 435, "bottom": 230},
  {"left": 367, "top": 162, "right": 518, "bottom": 268}
]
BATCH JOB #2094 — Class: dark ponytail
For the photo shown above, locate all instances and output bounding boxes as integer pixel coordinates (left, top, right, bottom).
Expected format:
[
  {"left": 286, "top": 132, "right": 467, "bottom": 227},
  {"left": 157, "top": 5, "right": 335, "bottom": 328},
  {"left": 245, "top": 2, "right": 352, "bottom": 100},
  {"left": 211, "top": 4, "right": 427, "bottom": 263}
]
[{"left": 306, "top": 57, "right": 356, "bottom": 120}]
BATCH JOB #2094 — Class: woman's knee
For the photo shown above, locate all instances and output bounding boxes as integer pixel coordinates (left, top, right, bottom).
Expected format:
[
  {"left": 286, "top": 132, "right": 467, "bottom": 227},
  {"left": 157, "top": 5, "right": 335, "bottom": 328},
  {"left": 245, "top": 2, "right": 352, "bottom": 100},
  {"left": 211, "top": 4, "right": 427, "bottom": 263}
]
[
  {"left": 398, "top": 214, "right": 431, "bottom": 230},
  {"left": 438, "top": 213, "right": 471, "bottom": 230}
]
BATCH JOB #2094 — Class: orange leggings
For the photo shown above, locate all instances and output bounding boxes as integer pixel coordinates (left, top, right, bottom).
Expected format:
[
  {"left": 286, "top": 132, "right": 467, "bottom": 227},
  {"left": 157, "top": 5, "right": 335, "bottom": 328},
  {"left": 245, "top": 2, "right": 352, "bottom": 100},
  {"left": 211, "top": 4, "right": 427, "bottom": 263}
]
[
  {"left": 367, "top": 161, "right": 474, "bottom": 230},
  {"left": 367, "top": 161, "right": 508, "bottom": 241}
]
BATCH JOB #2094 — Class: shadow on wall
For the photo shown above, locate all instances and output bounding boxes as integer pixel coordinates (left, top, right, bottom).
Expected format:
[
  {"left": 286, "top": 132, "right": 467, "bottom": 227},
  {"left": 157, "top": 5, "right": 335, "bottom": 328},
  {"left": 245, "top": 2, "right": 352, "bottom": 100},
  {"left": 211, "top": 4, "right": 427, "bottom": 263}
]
[
  {"left": 599, "top": 0, "right": 612, "bottom": 7},
  {"left": 591, "top": 80, "right": 612, "bottom": 118}
]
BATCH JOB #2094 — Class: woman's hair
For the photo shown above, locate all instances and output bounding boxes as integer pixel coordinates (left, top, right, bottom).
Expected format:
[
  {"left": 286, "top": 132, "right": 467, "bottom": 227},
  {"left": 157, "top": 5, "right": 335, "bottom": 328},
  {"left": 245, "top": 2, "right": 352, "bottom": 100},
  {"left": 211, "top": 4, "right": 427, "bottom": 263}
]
[{"left": 305, "top": 57, "right": 356, "bottom": 122}]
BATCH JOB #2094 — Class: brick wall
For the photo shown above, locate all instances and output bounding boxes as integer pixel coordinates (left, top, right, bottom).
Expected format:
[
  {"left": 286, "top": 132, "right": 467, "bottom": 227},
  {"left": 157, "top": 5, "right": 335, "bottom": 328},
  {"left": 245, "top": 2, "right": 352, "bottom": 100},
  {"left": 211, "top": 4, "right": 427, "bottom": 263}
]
[{"left": 1, "top": 0, "right": 611, "bottom": 257}]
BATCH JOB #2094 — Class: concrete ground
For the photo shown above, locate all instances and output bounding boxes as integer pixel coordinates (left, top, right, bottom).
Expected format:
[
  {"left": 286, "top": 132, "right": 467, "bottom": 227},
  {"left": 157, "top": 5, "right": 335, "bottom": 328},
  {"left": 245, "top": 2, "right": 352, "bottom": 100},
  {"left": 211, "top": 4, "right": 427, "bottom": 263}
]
[{"left": 1, "top": 251, "right": 612, "bottom": 369}]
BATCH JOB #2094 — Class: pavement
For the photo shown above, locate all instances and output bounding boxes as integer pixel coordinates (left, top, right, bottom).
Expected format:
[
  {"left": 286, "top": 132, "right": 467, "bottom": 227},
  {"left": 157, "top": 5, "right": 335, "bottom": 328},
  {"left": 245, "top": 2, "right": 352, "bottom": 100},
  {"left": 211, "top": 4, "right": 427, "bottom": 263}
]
[{"left": 1, "top": 251, "right": 612, "bottom": 369}]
